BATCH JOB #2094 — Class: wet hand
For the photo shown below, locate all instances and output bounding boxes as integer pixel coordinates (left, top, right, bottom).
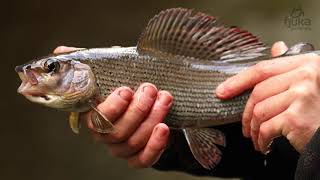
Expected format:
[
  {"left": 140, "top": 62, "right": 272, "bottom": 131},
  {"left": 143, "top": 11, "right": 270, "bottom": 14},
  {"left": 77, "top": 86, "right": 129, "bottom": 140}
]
[
  {"left": 216, "top": 41, "right": 320, "bottom": 153},
  {"left": 54, "top": 46, "right": 173, "bottom": 168}
]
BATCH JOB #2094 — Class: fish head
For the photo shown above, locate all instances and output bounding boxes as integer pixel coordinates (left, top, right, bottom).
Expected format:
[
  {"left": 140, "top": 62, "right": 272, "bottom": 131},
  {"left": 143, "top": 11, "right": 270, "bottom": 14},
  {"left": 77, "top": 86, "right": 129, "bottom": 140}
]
[{"left": 15, "top": 55, "right": 97, "bottom": 111}]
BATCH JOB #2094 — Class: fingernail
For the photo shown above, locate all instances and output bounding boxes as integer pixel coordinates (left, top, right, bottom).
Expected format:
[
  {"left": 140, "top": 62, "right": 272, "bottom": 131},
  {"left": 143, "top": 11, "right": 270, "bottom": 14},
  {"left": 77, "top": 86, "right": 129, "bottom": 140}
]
[
  {"left": 155, "top": 126, "right": 167, "bottom": 138},
  {"left": 157, "top": 92, "right": 172, "bottom": 106},
  {"left": 216, "top": 78, "right": 233, "bottom": 98},
  {"left": 216, "top": 84, "right": 225, "bottom": 97},
  {"left": 277, "top": 41, "right": 286, "bottom": 47},
  {"left": 276, "top": 41, "right": 288, "bottom": 54},
  {"left": 142, "top": 85, "right": 157, "bottom": 99},
  {"left": 136, "top": 85, "right": 157, "bottom": 112},
  {"left": 118, "top": 88, "right": 133, "bottom": 101}
]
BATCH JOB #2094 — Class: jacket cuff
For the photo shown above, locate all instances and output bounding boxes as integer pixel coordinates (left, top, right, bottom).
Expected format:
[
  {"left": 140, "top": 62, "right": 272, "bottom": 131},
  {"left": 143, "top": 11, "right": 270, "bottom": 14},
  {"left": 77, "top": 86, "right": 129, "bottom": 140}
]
[{"left": 295, "top": 127, "right": 320, "bottom": 180}]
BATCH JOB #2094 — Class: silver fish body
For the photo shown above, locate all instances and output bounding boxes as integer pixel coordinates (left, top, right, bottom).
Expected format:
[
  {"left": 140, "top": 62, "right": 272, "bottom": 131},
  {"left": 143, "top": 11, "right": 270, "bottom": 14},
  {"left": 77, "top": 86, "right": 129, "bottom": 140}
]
[{"left": 64, "top": 47, "right": 251, "bottom": 128}]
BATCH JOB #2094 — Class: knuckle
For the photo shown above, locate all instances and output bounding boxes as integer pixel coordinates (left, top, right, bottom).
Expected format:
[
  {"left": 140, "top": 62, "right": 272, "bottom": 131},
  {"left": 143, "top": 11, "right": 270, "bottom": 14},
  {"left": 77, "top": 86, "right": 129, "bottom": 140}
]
[
  {"left": 254, "top": 61, "right": 272, "bottom": 77},
  {"left": 291, "top": 85, "right": 311, "bottom": 98},
  {"left": 242, "top": 110, "right": 251, "bottom": 125},
  {"left": 137, "top": 104, "right": 149, "bottom": 113},
  {"left": 259, "top": 123, "right": 269, "bottom": 140},
  {"left": 283, "top": 108, "right": 297, "bottom": 126},
  {"left": 285, "top": 107, "right": 306, "bottom": 131},
  {"left": 306, "top": 53, "right": 320, "bottom": 65},
  {"left": 285, "top": 107, "right": 296, "bottom": 118},
  {"left": 250, "top": 87, "right": 261, "bottom": 104},
  {"left": 127, "top": 137, "right": 142, "bottom": 151},
  {"left": 108, "top": 131, "right": 127, "bottom": 143},
  {"left": 105, "top": 103, "right": 121, "bottom": 116},
  {"left": 298, "top": 66, "right": 317, "bottom": 81},
  {"left": 130, "top": 103, "right": 147, "bottom": 115},
  {"left": 135, "top": 100, "right": 153, "bottom": 114},
  {"left": 252, "top": 103, "right": 264, "bottom": 120}
]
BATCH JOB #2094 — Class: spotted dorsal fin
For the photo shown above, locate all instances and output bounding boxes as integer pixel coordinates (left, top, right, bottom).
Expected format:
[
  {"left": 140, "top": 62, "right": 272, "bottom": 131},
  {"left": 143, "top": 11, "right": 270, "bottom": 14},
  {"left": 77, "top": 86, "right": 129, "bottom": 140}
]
[{"left": 137, "top": 8, "right": 267, "bottom": 61}]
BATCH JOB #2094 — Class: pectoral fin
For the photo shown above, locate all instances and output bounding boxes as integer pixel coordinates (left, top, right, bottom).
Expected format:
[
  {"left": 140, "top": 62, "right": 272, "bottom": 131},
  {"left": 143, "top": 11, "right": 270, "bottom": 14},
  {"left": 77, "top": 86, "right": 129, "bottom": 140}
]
[
  {"left": 90, "top": 104, "right": 115, "bottom": 133},
  {"left": 69, "top": 112, "right": 81, "bottom": 134},
  {"left": 182, "top": 128, "right": 226, "bottom": 169}
]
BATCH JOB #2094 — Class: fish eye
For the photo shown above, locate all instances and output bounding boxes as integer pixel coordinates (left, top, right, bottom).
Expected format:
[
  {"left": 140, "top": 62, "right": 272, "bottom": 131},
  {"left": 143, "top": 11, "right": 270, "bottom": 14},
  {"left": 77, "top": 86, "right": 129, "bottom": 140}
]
[{"left": 45, "top": 59, "right": 60, "bottom": 73}]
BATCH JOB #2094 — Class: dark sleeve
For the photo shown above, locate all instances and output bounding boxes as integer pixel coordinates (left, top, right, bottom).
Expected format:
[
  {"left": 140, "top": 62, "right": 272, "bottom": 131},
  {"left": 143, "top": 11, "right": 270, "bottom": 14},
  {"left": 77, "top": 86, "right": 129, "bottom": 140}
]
[
  {"left": 295, "top": 128, "right": 320, "bottom": 180},
  {"left": 153, "top": 123, "right": 267, "bottom": 178},
  {"left": 153, "top": 122, "right": 299, "bottom": 179}
]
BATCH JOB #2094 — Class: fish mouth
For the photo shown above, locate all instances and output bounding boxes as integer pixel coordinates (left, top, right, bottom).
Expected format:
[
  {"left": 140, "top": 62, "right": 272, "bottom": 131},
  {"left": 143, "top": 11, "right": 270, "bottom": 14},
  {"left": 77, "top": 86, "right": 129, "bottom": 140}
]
[
  {"left": 16, "top": 67, "right": 63, "bottom": 108},
  {"left": 24, "top": 94, "right": 56, "bottom": 104},
  {"left": 18, "top": 81, "right": 62, "bottom": 107},
  {"left": 18, "top": 81, "right": 51, "bottom": 101},
  {"left": 17, "top": 71, "right": 51, "bottom": 101}
]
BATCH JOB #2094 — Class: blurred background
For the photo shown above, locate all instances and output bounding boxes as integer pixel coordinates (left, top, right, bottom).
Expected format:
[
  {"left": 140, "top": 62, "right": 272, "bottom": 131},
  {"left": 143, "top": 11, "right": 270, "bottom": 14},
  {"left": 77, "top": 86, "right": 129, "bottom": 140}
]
[{"left": 2, "top": 0, "right": 319, "bottom": 179}]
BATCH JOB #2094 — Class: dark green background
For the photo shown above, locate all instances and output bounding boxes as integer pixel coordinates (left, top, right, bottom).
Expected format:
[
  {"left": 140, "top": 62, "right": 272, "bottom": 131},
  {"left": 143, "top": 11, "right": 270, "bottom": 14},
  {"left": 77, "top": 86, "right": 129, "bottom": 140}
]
[{"left": 2, "top": 0, "right": 319, "bottom": 179}]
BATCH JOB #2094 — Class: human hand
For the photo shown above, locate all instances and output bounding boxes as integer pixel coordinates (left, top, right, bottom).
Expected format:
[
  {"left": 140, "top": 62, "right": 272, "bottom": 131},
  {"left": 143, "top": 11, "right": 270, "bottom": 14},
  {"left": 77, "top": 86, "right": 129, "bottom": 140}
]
[
  {"left": 216, "top": 41, "right": 320, "bottom": 153},
  {"left": 54, "top": 46, "right": 173, "bottom": 167}
]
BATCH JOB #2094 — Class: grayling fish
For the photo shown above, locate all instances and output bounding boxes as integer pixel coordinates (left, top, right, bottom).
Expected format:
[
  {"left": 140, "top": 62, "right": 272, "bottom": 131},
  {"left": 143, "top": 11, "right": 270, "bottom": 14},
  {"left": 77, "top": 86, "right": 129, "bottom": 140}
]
[{"left": 15, "top": 8, "right": 318, "bottom": 169}]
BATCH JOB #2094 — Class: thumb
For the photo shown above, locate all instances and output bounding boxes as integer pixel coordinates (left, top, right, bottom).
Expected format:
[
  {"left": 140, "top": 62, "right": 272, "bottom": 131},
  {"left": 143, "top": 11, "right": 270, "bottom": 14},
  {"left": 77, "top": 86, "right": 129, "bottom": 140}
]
[{"left": 271, "top": 41, "right": 288, "bottom": 57}]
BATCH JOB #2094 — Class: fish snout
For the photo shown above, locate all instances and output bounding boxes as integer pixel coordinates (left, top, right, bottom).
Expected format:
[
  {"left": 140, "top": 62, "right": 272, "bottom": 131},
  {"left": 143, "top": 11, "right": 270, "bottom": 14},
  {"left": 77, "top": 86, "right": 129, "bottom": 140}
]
[{"left": 15, "top": 65, "right": 24, "bottom": 72}]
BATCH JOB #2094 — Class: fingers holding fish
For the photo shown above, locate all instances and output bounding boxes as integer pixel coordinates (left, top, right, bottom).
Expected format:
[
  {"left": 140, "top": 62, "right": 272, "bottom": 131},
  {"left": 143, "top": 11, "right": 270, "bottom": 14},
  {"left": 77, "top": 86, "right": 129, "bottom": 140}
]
[
  {"left": 257, "top": 94, "right": 319, "bottom": 154},
  {"left": 257, "top": 113, "right": 285, "bottom": 153},
  {"left": 241, "top": 41, "right": 288, "bottom": 137},
  {"left": 216, "top": 53, "right": 317, "bottom": 99},
  {"left": 249, "top": 90, "right": 295, "bottom": 150},
  {"left": 250, "top": 63, "right": 320, "bottom": 153},
  {"left": 86, "top": 86, "right": 133, "bottom": 130},
  {"left": 104, "top": 91, "right": 173, "bottom": 158},
  {"left": 125, "top": 91, "right": 172, "bottom": 153},
  {"left": 102, "top": 83, "right": 158, "bottom": 143},
  {"left": 214, "top": 39, "right": 320, "bottom": 153},
  {"left": 242, "top": 68, "right": 306, "bottom": 137},
  {"left": 97, "top": 87, "right": 133, "bottom": 122},
  {"left": 127, "top": 123, "right": 169, "bottom": 168}
]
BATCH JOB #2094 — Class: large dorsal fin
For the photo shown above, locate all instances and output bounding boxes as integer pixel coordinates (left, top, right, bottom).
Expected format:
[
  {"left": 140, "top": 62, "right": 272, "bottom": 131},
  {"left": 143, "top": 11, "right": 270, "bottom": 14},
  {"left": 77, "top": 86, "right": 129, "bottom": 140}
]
[{"left": 137, "top": 8, "right": 268, "bottom": 61}]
